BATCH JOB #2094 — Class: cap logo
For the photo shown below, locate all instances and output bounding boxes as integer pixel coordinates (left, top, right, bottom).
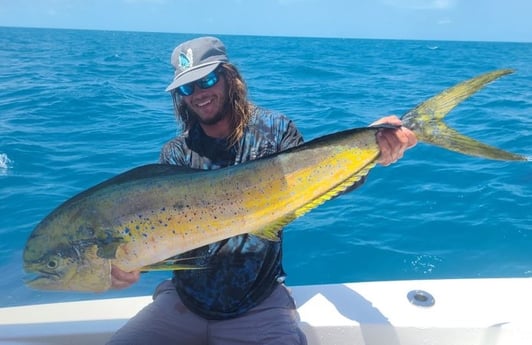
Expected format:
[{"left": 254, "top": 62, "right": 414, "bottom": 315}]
[{"left": 178, "top": 48, "right": 194, "bottom": 70}]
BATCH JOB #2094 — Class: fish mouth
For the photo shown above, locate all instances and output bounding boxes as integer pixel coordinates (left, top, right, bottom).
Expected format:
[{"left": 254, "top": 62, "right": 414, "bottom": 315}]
[{"left": 23, "top": 267, "right": 63, "bottom": 289}]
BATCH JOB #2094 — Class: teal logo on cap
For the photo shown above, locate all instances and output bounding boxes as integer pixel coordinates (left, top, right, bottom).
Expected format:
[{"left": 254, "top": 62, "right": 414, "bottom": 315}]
[{"left": 178, "top": 49, "right": 194, "bottom": 70}]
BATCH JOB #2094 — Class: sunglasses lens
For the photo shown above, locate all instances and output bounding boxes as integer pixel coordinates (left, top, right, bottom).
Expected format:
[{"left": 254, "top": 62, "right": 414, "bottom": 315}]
[
  {"left": 198, "top": 72, "right": 218, "bottom": 89},
  {"left": 177, "top": 84, "right": 194, "bottom": 96},
  {"left": 176, "top": 71, "right": 220, "bottom": 96}
]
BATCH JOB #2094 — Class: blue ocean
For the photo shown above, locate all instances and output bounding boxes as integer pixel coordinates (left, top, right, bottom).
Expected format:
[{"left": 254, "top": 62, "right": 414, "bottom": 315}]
[{"left": 1, "top": 27, "right": 531, "bottom": 308}]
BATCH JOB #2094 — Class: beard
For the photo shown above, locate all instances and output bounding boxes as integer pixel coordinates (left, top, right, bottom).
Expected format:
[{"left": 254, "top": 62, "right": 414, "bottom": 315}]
[
  {"left": 187, "top": 97, "right": 230, "bottom": 126},
  {"left": 196, "top": 110, "right": 225, "bottom": 126}
]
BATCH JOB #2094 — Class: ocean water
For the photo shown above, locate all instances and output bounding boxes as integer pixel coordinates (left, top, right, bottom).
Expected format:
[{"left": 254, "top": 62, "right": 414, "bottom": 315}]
[{"left": 0, "top": 27, "right": 531, "bottom": 308}]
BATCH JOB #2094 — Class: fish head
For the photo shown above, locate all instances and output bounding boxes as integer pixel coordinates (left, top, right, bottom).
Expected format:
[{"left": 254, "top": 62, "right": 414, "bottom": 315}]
[
  {"left": 24, "top": 239, "right": 112, "bottom": 292},
  {"left": 23, "top": 212, "right": 115, "bottom": 292}
]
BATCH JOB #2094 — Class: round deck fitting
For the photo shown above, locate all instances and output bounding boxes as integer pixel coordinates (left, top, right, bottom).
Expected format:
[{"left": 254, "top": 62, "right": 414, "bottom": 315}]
[{"left": 407, "top": 289, "right": 435, "bottom": 307}]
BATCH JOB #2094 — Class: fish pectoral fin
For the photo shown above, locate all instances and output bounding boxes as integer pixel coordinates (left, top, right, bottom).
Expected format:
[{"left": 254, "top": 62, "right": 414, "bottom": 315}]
[
  {"left": 140, "top": 257, "right": 206, "bottom": 271},
  {"left": 140, "top": 263, "right": 205, "bottom": 271}
]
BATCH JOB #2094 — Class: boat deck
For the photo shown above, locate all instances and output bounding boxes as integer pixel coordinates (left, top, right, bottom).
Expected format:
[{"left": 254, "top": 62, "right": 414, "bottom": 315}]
[{"left": 1, "top": 278, "right": 531, "bottom": 345}]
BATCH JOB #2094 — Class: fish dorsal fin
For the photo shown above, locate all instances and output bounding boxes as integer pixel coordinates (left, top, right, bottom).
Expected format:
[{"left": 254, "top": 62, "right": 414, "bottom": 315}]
[
  {"left": 64, "top": 164, "right": 203, "bottom": 207},
  {"left": 92, "top": 164, "right": 201, "bottom": 189}
]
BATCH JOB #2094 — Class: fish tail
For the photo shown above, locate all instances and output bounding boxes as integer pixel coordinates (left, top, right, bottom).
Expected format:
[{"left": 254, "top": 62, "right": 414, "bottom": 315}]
[{"left": 401, "top": 69, "right": 528, "bottom": 161}]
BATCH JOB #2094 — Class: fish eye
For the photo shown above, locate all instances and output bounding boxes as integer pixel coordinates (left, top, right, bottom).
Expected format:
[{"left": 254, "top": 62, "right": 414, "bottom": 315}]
[{"left": 47, "top": 259, "right": 58, "bottom": 269}]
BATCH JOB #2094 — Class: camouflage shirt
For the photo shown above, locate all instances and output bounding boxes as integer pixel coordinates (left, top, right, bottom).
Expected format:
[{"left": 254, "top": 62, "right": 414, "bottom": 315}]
[{"left": 159, "top": 107, "right": 304, "bottom": 320}]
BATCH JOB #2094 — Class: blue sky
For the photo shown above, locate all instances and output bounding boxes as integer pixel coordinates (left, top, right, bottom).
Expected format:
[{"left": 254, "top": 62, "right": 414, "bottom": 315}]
[{"left": 1, "top": 0, "right": 531, "bottom": 42}]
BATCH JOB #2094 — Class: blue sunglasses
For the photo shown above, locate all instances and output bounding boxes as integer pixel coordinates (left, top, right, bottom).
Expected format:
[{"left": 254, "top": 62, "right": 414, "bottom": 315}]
[{"left": 176, "top": 71, "right": 220, "bottom": 96}]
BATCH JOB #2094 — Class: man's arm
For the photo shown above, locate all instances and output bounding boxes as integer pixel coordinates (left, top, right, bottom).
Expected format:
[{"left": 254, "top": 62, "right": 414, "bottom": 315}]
[{"left": 373, "top": 115, "right": 417, "bottom": 166}]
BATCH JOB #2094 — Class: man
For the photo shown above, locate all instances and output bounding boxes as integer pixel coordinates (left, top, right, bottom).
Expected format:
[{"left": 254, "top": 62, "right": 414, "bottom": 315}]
[{"left": 107, "top": 36, "right": 416, "bottom": 345}]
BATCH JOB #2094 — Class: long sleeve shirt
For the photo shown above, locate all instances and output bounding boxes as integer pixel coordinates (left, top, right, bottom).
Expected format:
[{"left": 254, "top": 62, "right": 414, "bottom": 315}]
[{"left": 159, "top": 107, "right": 303, "bottom": 319}]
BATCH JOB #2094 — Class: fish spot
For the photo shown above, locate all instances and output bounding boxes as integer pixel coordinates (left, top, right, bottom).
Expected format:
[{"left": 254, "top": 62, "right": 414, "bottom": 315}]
[{"left": 173, "top": 202, "right": 185, "bottom": 210}]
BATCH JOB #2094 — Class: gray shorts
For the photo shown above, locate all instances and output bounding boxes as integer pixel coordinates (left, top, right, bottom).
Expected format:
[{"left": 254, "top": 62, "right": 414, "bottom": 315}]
[{"left": 106, "top": 280, "right": 307, "bottom": 345}]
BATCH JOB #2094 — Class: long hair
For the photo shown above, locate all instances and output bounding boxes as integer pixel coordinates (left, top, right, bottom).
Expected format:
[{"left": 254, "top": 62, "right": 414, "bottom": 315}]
[{"left": 171, "top": 63, "right": 254, "bottom": 148}]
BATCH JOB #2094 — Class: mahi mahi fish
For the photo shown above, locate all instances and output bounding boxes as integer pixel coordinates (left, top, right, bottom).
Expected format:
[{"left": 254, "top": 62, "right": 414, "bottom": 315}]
[{"left": 23, "top": 69, "right": 528, "bottom": 292}]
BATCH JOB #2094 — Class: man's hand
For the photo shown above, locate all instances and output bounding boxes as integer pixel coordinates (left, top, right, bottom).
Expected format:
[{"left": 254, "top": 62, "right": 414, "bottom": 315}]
[
  {"left": 371, "top": 115, "right": 417, "bottom": 166},
  {"left": 111, "top": 265, "right": 141, "bottom": 290}
]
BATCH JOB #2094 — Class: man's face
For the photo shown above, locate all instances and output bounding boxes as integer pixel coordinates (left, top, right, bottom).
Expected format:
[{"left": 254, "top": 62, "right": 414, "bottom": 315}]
[{"left": 182, "top": 71, "right": 228, "bottom": 126}]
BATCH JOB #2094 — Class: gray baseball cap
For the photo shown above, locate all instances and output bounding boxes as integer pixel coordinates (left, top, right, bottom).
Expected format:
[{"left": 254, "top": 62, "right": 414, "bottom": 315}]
[{"left": 165, "top": 36, "right": 229, "bottom": 92}]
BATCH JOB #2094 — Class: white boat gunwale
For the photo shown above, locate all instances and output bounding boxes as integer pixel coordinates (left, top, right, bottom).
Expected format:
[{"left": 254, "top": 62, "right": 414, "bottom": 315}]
[{"left": 1, "top": 277, "right": 531, "bottom": 345}]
